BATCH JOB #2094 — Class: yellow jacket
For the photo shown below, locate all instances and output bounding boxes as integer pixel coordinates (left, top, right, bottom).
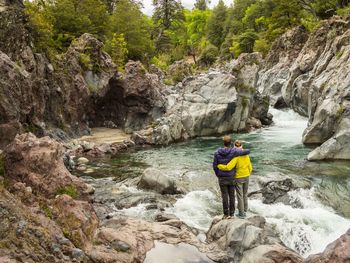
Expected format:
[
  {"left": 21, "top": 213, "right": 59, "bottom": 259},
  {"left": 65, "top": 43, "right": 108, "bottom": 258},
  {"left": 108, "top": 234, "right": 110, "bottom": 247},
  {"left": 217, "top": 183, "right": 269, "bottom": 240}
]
[{"left": 217, "top": 155, "right": 252, "bottom": 179}]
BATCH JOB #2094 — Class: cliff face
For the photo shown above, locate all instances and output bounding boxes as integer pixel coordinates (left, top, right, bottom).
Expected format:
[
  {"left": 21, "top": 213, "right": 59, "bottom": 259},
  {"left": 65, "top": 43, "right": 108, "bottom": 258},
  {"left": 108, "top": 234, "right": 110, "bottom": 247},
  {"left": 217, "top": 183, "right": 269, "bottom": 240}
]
[
  {"left": 0, "top": 0, "right": 165, "bottom": 148},
  {"left": 132, "top": 53, "right": 272, "bottom": 145},
  {"left": 258, "top": 16, "right": 350, "bottom": 160}
]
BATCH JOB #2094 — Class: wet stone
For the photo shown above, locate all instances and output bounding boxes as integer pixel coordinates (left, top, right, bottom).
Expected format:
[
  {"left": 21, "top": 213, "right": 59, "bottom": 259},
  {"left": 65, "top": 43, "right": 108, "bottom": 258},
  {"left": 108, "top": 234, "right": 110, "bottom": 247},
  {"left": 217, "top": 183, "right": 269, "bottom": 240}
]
[
  {"left": 111, "top": 240, "right": 130, "bottom": 252},
  {"left": 71, "top": 248, "right": 84, "bottom": 259}
]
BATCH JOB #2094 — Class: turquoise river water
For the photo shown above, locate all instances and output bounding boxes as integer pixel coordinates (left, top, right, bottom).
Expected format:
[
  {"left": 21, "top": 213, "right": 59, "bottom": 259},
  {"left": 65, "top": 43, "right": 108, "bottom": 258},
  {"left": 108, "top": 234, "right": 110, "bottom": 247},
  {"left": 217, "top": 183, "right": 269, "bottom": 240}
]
[{"left": 77, "top": 109, "right": 350, "bottom": 259}]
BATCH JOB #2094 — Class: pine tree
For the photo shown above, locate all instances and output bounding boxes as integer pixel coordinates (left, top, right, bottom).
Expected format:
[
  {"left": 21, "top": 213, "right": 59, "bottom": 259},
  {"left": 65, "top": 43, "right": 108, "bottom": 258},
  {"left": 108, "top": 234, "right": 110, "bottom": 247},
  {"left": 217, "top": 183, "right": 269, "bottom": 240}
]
[
  {"left": 194, "top": 0, "right": 208, "bottom": 10},
  {"left": 206, "top": 0, "right": 227, "bottom": 47}
]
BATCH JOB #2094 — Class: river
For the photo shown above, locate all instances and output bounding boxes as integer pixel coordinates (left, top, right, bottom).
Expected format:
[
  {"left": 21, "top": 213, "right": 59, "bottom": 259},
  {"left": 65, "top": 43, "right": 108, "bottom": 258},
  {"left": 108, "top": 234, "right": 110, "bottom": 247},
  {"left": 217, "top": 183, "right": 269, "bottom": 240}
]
[{"left": 75, "top": 109, "right": 350, "bottom": 258}]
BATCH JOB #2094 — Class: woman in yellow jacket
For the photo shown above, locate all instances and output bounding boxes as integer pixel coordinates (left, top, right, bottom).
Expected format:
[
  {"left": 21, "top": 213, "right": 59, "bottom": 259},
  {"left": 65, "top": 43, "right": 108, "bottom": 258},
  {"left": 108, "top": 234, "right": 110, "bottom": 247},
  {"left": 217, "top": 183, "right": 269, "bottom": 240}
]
[{"left": 217, "top": 140, "right": 252, "bottom": 218}]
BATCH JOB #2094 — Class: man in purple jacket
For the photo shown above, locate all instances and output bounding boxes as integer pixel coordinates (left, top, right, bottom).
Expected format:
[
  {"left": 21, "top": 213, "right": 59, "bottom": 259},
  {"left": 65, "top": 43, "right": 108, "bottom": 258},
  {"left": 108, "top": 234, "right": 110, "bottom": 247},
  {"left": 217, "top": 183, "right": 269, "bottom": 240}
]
[{"left": 213, "top": 135, "right": 250, "bottom": 218}]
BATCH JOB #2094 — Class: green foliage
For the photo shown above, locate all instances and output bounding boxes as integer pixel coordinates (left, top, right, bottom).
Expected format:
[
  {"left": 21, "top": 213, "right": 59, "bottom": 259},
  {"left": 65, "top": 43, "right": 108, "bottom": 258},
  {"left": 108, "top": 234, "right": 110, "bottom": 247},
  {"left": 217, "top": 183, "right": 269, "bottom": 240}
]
[
  {"left": 254, "top": 38, "right": 270, "bottom": 56},
  {"left": 109, "top": 0, "right": 154, "bottom": 61},
  {"left": 239, "top": 30, "right": 258, "bottom": 53},
  {"left": 41, "top": 204, "right": 53, "bottom": 219},
  {"left": 185, "top": 9, "right": 211, "bottom": 62},
  {"left": 336, "top": 49, "right": 345, "bottom": 59},
  {"left": 104, "top": 33, "right": 128, "bottom": 70},
  {"left": 337, "top": 4, "right": 350, "bottom": 15},
  {"left": 79, "top": 53, "right": 92, "bottom": 71},
  {"left": 25, "top": 0, "right": 55, "bottom": 55},
  {"left": 150, "top": 53, "right": 172, "bottom": 70},
  {"left": 206, "top": 0, "right": 227, "bottom": 47},
  {"left": 194, "top": 0, "right": 208, "bottom": 10},
  {"left": 199, "top": 43, "right": 218, "bottom": 65},
  {"left": 56, "top": 185, "right": 79, "bottom": 199},
  {"left": 23, "top": 0, "right": 350, "bottom": 70}
]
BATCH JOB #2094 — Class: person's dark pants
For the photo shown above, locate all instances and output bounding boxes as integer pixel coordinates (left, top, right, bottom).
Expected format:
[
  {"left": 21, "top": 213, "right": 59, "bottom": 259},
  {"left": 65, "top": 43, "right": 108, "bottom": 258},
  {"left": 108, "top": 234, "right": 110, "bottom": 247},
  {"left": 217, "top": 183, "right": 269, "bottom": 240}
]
[
  {"left": 218, "top": 177, "right": 235, "bottom": 216},
  {"left": 235, "top": 177, "right": 249, "bottom": 215}
]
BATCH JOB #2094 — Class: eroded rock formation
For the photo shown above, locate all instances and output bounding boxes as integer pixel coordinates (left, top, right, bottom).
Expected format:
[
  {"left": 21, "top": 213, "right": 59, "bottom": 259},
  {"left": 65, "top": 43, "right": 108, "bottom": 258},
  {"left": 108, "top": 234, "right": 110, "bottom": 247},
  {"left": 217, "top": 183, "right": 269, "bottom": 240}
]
[{"left": 258, "top": 16, "right": 350, "bottom": 160}]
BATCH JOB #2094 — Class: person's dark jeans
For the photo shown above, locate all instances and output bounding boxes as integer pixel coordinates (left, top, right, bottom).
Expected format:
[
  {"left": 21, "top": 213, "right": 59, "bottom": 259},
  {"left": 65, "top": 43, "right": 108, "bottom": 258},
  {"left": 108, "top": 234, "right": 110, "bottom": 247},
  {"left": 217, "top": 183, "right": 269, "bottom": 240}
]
[{"left": 218, "top": 177, "right": 235, "bottom": 216}]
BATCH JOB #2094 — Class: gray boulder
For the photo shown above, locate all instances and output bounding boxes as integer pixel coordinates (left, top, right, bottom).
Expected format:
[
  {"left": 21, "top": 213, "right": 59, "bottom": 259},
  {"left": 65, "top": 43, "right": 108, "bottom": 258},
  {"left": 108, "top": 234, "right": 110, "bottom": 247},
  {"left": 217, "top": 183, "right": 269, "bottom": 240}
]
[
  {"left": 138, "top": 168, "right": 181, "bottom": 195},
  {"left": 206, "top": 216, "right": 302, "bottom": 263}
]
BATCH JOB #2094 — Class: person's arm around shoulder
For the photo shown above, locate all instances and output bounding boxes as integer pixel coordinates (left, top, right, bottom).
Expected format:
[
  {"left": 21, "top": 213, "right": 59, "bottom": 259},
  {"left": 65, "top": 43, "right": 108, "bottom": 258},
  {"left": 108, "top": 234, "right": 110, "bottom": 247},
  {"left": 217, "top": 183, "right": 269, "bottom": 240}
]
[
  {"left": 217, "top": 157, "right": 238, "bottom": 171},
  {"left": 236, "top": 148, "right": 250, "bottom": 156}
]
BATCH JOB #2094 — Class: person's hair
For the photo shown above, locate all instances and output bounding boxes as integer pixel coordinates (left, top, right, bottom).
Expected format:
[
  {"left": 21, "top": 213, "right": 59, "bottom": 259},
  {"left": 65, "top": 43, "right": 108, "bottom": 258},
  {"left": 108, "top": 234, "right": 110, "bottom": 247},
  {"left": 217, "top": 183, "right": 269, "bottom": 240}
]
[
  {"left": 223, "top": 135, "right": 231, "bottom": 147},
  {"left": 234, "top": 140, "right": 242, "bottom": 147}
]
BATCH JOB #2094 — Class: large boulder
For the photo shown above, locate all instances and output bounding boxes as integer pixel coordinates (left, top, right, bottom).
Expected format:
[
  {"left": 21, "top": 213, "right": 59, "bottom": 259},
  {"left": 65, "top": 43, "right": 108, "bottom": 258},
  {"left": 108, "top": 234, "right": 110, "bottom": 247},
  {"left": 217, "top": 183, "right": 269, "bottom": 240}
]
[
  {"left": 4, "top": 133, "right": 90, "bottom": 198},
  {"left": 134, "top": 53, "right": 271, "bottom": 145},
  {"left": 138, "top": 168, "right": 181, "bottom": 195},
  {"left": 305, "top": 228, "right": 350, "bottom": 263},
  {"left": 53, "top": 194, "right": 99, "bottom": 249},
  {"left": 206, "top": 216, "right": 302, "bottom": 263},
  {"left": 257, "top": 26, "right": 309, "bottom": 108}
]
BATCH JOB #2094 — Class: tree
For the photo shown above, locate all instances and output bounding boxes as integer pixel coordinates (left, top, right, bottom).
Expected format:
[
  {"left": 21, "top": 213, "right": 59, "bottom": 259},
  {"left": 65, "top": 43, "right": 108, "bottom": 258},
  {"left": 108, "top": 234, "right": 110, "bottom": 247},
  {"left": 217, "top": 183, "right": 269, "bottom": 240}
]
[
  {"left": 153, "top": 0, "right": 185, "bottom": 29},
  {"left": 185, "top": 9, "right": 211, "bottom": 63},
  {"left": 152, "top": 0, "right": 185, "bottom": 52},
  {"left": 207, "top": 0, "right": 227, "bottom": 47},
  {"left": 194, "top": 0, "right": 208, "bottom": 10},
  {"left": 109, "top": 0, "right": 154, "bottom": 61},
  {"left": 49, "top": 0, "right": 109, "bottom": 50},
  {"left": 239, "top": 30, "right": 258, "bottom": 53},
  {"left": 104, "top": 33, "right": 128, "bottom": 69}
]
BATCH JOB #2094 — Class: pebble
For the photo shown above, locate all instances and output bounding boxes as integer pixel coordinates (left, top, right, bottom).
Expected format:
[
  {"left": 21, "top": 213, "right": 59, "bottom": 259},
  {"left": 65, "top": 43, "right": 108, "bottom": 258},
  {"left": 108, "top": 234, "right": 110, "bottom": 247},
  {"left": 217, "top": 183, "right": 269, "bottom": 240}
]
[
  {"left": 84, "top": 168, "right": 94, "bottom": 174},
  {"left": 76, "top": 157, "right": 89, "bottom": 165}
]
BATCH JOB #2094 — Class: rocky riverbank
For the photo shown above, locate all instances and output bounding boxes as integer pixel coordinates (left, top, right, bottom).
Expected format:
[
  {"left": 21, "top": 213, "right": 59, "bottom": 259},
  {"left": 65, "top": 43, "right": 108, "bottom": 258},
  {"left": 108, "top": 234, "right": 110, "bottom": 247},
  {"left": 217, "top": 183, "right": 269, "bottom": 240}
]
[{"left": 0, "top": 133, "right": 349, "bottom": 262}]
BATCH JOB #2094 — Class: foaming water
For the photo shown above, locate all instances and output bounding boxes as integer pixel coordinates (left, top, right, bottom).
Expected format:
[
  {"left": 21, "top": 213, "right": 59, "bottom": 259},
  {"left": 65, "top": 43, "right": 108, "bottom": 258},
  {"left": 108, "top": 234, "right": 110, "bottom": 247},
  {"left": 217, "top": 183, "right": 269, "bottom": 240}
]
[
  {"left": 166, "top": 190, "right": 221, "bottom": 231},
  {"left": 79, "top": 109, "right": 350, "bottom": 258},
  {"left": 249, "top": 188, "right": 350, "bottom": 256}
]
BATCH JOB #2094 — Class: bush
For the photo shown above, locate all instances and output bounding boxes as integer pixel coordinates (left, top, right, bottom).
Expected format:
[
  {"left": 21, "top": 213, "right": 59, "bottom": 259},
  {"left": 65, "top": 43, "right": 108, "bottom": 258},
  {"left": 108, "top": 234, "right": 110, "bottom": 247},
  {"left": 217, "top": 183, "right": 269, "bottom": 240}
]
[
  {"left": 150, "top": 53, "right": 172, "bottom": 71},
  {"left": 198, "top": 44, "right": 218, "bottom": 66},
  {"left": 56, "top": 185, "right": 79, "bottom": 198},
  {"left": 254, "top": 38, "right": 270, "bottom": 57}
]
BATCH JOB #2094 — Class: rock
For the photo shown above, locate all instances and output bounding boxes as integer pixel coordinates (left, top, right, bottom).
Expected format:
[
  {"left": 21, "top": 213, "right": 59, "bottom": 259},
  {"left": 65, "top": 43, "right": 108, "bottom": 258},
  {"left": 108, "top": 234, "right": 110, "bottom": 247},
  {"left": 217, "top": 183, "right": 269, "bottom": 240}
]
[
  {"left": 241, "top": 244, "right": 303, "bottom": 263},
  {"left": 206, "top": 216, "right": 303, "bottom": 263},
  {"left": 307, "top": 117, "right": 350, "bottom": 160},
  {"left": 261, "top": 178, "right": 297, "bottom": 204},
  {"left": 135, "top": 55, "right": 271, "bottom": 145},
  {"left": 71, "top": 248, "right": 84, "bottom": 259},
  {"left": 168, "top": 59, "right": 193, "bottom": 83},
  {"left": 63, "top": 153, "right": 75, "bottom": 171},
  {"left": 77, "top": 157, "right": 89, "bottom": 165},
  {"left": 155, "top": 213, "right": 179, "bottom": 222},
  {"left": 4, "top": 133, "right": 90, "bottom": 199},
  {"left": 0, "top": 184, "right": 77, "bottom": 262},
  {"left": 258, "top": 16, "right": 350, "bottom": 159},
  {"left": 257, "top": 26, "right": 309, "bottom": 108},
  {"left": 138, "top": 168, "right": 180, "bottom": 195},
  {"left": 305, "top": 228, "right": 350, "bottom": 263},
  {"left": 110, "top": 240, "right": 130, "bottom": 252},
  {"left": 53, "top": 194, "right": 99, "bottom": 249}
]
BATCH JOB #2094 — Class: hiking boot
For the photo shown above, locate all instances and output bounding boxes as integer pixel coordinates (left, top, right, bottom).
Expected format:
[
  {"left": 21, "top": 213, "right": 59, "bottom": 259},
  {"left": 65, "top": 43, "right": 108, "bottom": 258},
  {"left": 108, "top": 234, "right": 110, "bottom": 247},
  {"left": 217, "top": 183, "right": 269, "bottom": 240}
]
[{"left": 236, "top": 213, "right": 246, "bottom": 219}]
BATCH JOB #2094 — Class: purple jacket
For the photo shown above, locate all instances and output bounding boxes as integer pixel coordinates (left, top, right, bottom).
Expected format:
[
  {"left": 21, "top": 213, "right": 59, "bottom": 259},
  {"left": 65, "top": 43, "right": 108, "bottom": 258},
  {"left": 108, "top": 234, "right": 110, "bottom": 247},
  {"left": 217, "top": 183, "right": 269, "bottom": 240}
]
[{"left": 213, "top": 147, "right": 250, "bottom": 177}]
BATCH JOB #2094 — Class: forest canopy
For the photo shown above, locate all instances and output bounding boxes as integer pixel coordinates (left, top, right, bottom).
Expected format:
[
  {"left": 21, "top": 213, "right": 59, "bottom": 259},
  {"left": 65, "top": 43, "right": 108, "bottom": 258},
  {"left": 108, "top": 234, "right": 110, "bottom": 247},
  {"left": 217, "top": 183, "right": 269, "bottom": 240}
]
[{"left": 25, "top": 0, "right": 350, "bottom": 68}]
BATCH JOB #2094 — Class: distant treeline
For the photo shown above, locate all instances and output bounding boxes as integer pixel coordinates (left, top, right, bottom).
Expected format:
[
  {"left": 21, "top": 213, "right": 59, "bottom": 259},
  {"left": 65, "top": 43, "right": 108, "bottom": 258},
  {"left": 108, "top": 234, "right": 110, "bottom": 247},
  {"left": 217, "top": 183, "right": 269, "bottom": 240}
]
[{"left": 25, "top": 0, "right": 350, "bottom": 69}]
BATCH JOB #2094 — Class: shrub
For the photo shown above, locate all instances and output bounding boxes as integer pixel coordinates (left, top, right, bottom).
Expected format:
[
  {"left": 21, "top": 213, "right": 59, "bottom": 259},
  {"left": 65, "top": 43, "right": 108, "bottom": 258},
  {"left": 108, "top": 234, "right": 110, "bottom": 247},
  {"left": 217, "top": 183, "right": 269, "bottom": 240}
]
[
  {"left": 56, "top": 185, "right": 79, "bottom": 198},
  {"left": 198, "top": 44, "right": 218, "bottom": 66},
  {"left": 79, "top": 53, "right": 92, "bottom": 71}
]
